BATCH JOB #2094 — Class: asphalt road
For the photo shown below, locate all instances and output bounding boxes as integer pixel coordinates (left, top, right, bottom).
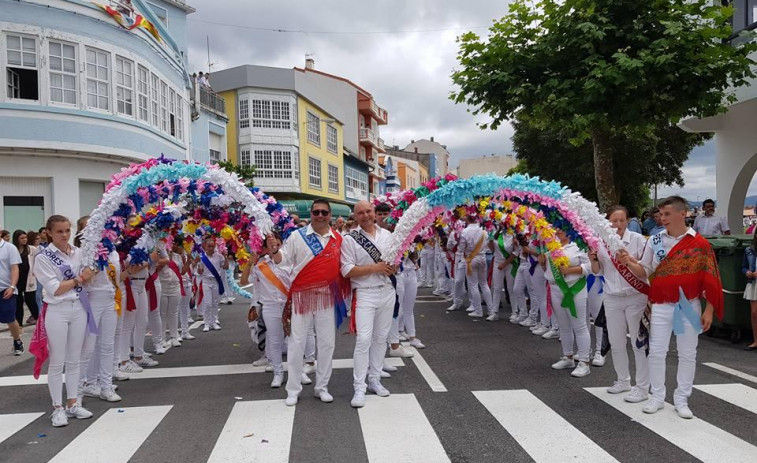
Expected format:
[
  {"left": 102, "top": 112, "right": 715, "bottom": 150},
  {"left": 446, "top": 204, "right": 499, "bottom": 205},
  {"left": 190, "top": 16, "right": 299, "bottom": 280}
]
[{"left": 1, "top": 288, "right": 756, "bottom": 463}]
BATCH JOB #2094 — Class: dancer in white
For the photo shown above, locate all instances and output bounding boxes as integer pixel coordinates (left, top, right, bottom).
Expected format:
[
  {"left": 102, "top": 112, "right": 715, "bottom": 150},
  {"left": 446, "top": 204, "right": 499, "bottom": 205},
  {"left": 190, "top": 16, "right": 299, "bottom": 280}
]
[
  {"left": 197, "top": 237, "right": 227, "bottom": 332},
  {"left": 460, "top": 215, "right": 493, "bottom": 318},
  {"left": 490, "top": 226, "right": 518, "bottom": 322}
]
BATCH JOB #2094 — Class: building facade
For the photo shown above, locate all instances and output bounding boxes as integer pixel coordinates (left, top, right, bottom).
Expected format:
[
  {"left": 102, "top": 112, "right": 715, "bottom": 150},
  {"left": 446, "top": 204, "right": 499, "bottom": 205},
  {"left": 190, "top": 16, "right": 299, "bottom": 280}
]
[
  {"left": 404, "top": 137, "right": 450, "bottom": 178},
  {"left": 457, "top": 154, "right": 517, "bottom": 178},
  {"left": 190, "top": 82, "right": 228, "bottom": 164},
  {"left": 0, "top": 0, "right": 194, "bottom": 231}
]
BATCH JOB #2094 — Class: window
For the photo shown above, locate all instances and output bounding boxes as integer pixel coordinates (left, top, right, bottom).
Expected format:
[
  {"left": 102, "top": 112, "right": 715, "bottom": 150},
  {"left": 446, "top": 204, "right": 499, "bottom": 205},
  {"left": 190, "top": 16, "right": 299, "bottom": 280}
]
[
  {"left": 270, "top": 101, "right": 290, "bottom": 129},
  {"left": 150, "top": 73, "right": 159, "bottom": 127},
  {"left": 239, "top": 99, "right": 249, "bottom": 128},
  {"left": 307, "top": 112, "right": 320, "bottom": 145},
  {"left": 115, "top": 57, "right": 134, "bottom": 115},
  {"left": 308, "top": 156, "right": 321, "bottom": 188},
  {"left": 252, "top": 150, "right": 295, "bottom": 179},
  {"left": 209, "top": 150, "right": 221, "bottom": 162},
  {"left": 240, "top": 149, "right": 251, "bottom": 167},
  {"left": 147, "top": 2, "right": 168, "bottom": 25},
  {"left": 160, "top": 80, "right": 168, "bottom": 132},
  {"left": 176, "top": 97, "right": 184, "bottom": 141},
  {"left": 328, "top": 164, "right": 339, "bottom": 193},
  {"left": 137, "top": 66, "right": 149, "bottom": 121},
  {"left": 6, "top": 35, "right": 38, "bottom": 100},
  {"left": 169, "top": 88, "right": 176, "bottom": 136},
  {"left": 346, "top": 166, "right": 369, "bottom": 199},
  {"left": 327, "top": 124, "right": 338, "bottom": 154},
  {"left": 250, "top": 99, "right": 291, "bottom": 129},
  {"left": 48, "top": 41, "right": 76, "bottom": 104},
  {"left": 86, "top": 48, "right": 110, "bottom": 110}
]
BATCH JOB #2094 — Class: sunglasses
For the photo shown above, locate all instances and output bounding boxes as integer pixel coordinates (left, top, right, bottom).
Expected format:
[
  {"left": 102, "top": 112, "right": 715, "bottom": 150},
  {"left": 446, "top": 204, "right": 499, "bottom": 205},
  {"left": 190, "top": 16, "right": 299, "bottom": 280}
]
[{"left": 311, "top": 209, "right": 331, "bottom": 216}]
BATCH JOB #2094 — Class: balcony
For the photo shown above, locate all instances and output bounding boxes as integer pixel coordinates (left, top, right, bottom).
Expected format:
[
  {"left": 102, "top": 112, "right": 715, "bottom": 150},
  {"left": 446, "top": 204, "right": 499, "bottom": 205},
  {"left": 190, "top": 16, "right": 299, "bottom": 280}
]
[
  {"left": 199, "top": 87, "right": 226, "bottom": 115},
  {"left": 359, "top": 127, "right": 386, "bottom": 152},
  {"left": 358, "top": 98, "right": 388, "bottom": 125}
]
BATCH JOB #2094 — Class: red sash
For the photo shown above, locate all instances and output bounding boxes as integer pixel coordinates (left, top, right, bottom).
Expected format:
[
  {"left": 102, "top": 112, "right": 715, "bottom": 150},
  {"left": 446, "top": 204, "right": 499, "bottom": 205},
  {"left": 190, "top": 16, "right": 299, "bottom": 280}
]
[
  {"left": 167, "top": 260, "right": 186, "bottom": 296},
  {"left": 145, "top": 272, "right": 159, "bottom": 311},
  {"left": 121, "top": 262, "right": 136, "bottom": 312},
  {"left": 649, "top": 233, "right": 723, "bottom": 320},
  {"left": 609, "top": 252, "right": 650, "bottom": 295}
]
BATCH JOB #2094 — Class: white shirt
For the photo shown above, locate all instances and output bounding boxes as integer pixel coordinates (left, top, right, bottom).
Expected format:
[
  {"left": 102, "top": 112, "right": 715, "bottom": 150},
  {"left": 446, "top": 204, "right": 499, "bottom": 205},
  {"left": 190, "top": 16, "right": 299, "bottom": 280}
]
[
  {"left": 159, "top": 252, "right": 184, "bottom": 296},
  {"left": 596, "top": 229, "right": 648, "bottom": 297},
  {"left": 86, "top": 251, "right": 120, "bottom": 295},
  {"left": 544, "top": 242, "right": 591, "bottom": 284},
  {"left": 0, "top": 239, "right": 21, "bottom": 290},
  {"left": 693, "top": 214, "right": 729, "bottom": 236},
  {"left": 640, "top": 227, "right": 697, "bottom": 277},
  {"left": 34, "top": 243, "right": 83, "bottom": 305},
  {"left": 492, "top": 234, "right": 515, "bottom": 263},
  {"left": 340, "top": 225, "right": 394, "bottom": 289},
  {"left": 279, "top": 225, "right": 336, "bottom": 278},
  {"left": 199, "top": 251, "right": 226, "bottom": 284},
  {"left": 253, "top": 255, "right": 291, "bottom": 306},
  {"left": 460, "top": 224, "right": 487, "bottom": 259},
  {"left": 447, "top": 231, "right": 464, "bottom": 260}
]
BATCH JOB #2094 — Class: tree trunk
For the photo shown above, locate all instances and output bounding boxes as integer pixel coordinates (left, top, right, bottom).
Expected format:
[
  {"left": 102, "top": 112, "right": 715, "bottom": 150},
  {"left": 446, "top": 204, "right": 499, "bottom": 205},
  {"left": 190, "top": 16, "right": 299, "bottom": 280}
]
[{"left": 591, "top": 129, "right": 618, "bottom": 211}]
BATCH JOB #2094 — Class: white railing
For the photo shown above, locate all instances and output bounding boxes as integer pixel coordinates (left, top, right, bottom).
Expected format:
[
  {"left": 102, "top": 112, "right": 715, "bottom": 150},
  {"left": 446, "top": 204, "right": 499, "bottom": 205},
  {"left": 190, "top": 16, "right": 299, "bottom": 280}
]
[{"left": 359, "top": 127, "right": 376, "bottom": 144}]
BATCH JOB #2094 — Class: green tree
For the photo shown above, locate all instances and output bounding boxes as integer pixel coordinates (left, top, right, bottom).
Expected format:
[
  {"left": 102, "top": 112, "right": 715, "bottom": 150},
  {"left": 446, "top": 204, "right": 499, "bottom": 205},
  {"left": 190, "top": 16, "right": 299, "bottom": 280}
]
[
  {"left": 217, "top": 160, "right": 256, "bottom": 187},
  {"left": 451, "top": 0, "right": 756, "bottom": 209}
]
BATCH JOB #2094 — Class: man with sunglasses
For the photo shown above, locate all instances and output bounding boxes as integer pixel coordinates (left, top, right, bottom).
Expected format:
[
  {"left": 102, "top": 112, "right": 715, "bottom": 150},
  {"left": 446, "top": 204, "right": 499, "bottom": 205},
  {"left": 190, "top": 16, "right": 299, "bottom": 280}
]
[{"left": 270, "top": 199, "right": 350, "bottom": 406}]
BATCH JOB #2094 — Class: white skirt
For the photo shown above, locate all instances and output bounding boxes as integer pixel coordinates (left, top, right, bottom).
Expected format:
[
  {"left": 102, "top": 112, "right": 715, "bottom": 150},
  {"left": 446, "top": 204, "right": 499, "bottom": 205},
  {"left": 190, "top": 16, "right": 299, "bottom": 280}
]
[{"left": 743, "top": 281, "right": 757, "bottom": 301}]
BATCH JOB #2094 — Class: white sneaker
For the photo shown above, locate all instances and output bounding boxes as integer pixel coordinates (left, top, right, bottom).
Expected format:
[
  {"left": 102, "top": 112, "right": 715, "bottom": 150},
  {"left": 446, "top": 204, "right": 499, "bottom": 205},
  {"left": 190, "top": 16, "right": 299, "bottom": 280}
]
[
  {"left": 532, "top": 325, "right": 550, "bottom": 336},
  {"left": 446, "top": 304, "right": 461, "bottom": 312},
  {"left": 468, "top": 311, "right": 484, "bottom": 318},
  {"left": 135, "top": 357, "right": 159, "bottom": 367},
  {"left": 301, "top": 373, "right": 312, "bottom": 385},
  {"left": 202, "top": 325, "right": 210, "bottom": 332},
  {"left": 486, "top": 313, "right": 499, "bottom": 322},
  {"left": 606, "top": 381, "right": 632, "bottom": 395},
  {"left": 265, "top": 365, "right": 274, "bottom": 372},
  {"left": 187, "top": 317, "right": 195, "bottom": 324},
  {"left": 642, "top": 399, "right": 664, "bottom": 414},
  {"left": 303, "top": 363, "right": 316, "bottom": 375},
  {"left": 315, "top": 390, "right": 334, "bottom": 403},
  {"left": 519, "top": 318, "right": 536, "bottom": 327},
  {"left": 212, "top": 323, "right": 222, "bottom": 331},
  {"left": 516, "top": 314, "right": 529, "bottom": 323},
  {"left": 388, "top": 346, "right": 414, "bottom": 358},
  {"left": 169, "top": 338, "right": 182, "bottom": 347},
  {"left": 399, "top": 333, "right": 409, "bottom": 341},
  {"left": 675, "top": 403, "right": 694, "bottom": 419},
  {"left": 82, "top": 383, "right": 101, "bottom": 398},
  {"left": 154, "top": 345, "right": 167, "bottom": 355},
  {"left": 551, "top": 356, "right": 575, "bottom": 370},
  {"left": 351, "top": 390, "right": 366, "bottom": 408},
  {"left": 380, "top": 370, "right": 391, "bottom": 378},
  {"left": 271, "top": 373, "right": 284, "bottom": 388},
  {"left": 112, "top": 369, "right": 130, "bottom": 381},
  {"left": 409, "top": 338, "right": 425, "bottom": 349},
  {"left": 65, "top": 403, "right": 93, "bottom": 420},
  {"left": 382, "top": 364, "right": 398, "bottom": 373},
  {"left": 571, "top": 361, "right": 591, "bottom": 378},
  {"left": 367, "top": 381, "right": 390, "bottom": 397},
  {"left": 542, "top": 328, "right": 560, "bottom": 339},
  {"left": 252, "top": 356, "right": 271, "bottom": 367},
  {"left": 624, "top": 387, "right": 649, "bottom": 403},
  {"left": 119, "top": 361, "right": 143, "bottom": 374},
  {"left": 465, "top": 306, "right": 475, "bottom": 313},
  {"left": 181, "top": 332, "right": 196, "bottom": 340},
  {"left": 509, "top": 315, "right": 520, "bottom": 324},
  {"left": 51, "top": 408, "right": 68, "bottom": 427},
  {"left": 99, "top": 387, "right": 122, "bottom": 402},
  {"left": 285, "top": 393, "right": 298, "bottom": 407},
  {"left": 591, "top": 352, "right": 606, "bottom": 367}
]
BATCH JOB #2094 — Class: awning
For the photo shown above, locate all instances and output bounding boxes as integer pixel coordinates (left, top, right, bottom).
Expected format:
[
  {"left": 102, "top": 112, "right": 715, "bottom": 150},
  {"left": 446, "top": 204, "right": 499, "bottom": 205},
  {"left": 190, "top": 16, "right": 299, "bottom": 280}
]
[{"left": 279, "top": 200, "right": 352, "bottom": 220}]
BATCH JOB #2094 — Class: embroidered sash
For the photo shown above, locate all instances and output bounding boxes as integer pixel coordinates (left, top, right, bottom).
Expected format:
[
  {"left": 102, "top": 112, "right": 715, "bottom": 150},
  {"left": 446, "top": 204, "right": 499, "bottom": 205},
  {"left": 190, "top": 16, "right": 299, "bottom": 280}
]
[
  {"left": 465, "top": 232, "right": 486, "bottom": 275},
  {"left": 257, "top": 260, "right": 288, "bottom": 296},
  {"left": 200, "top": 252, "right": 225, "bottom": 295},
  {"left": 548, "top": 256, "right": 586, "bottom": 318},
  {"left": 167, "top": 260, "right": 186, "bottom": 297},
  {"left": 39, "top": 247, "right": 97, "bottom": 334},
  {"left": 107, "top": 263, "right": 122, "bottom": 317}
]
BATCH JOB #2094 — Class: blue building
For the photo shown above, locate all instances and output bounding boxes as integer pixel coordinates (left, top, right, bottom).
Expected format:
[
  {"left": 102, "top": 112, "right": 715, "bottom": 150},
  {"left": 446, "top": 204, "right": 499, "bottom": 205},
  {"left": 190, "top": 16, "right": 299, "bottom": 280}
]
[{"left": 0, "top": 0, "right": 196, "bottom": 231}]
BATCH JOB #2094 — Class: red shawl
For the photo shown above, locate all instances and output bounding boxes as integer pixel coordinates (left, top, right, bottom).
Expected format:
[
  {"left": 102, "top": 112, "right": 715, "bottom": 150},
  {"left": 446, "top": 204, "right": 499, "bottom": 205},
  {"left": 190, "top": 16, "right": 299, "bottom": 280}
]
[{"left": 649, "top": 233, "right": 723, "bottom": 320}]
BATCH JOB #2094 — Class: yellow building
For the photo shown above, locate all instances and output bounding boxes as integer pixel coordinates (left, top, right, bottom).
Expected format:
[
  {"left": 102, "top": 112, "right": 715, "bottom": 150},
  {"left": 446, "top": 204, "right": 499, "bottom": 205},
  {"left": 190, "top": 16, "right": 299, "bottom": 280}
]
[{"left": 297, "top": 96, "right": 345, "bottom": 202}]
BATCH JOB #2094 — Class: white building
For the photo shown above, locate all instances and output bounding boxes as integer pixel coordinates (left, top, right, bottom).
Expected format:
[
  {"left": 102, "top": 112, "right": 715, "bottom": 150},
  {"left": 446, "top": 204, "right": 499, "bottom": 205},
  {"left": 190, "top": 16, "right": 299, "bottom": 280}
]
[
  {"left": 457, "top": 154, "right": 517, "bottom": 178},
  {"left": 404, "top": 137, "right": 450, "bottom": 177}
]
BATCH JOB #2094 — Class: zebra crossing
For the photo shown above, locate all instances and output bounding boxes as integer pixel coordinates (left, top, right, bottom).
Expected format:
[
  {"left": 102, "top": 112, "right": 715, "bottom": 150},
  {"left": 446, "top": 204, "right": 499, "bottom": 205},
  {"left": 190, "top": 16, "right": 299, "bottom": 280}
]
[{"left": 2, "top": 382, "right": 756, "bottom": 463}]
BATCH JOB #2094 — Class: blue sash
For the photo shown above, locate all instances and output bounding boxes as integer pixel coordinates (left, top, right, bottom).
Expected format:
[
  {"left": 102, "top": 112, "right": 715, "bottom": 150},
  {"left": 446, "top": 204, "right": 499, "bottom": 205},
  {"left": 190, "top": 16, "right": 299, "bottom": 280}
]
[
  {"left": 529, "top": 255, "right": 538, "bottom": 276},
  {"left": 200, "top": 252, "right": 225, "bottom": 295},
  {"left": 299, "top": 227, "right": 324, "bottom": 257},
  {"left": 40, "top": 247, "right": 98, "bottom": 335},
  {"left": 651, "top": 232, "right": 667, "bottom": 263},
  {"left": 587, "top": 274, "right": 604, "bottom": 294}
]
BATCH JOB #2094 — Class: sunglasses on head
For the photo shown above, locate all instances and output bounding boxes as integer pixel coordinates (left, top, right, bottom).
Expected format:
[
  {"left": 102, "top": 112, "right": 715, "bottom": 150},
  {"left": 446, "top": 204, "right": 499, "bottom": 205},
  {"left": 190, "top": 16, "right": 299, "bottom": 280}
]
[{"left": 311, "top": 209, "right": 330, "bottom": 216}]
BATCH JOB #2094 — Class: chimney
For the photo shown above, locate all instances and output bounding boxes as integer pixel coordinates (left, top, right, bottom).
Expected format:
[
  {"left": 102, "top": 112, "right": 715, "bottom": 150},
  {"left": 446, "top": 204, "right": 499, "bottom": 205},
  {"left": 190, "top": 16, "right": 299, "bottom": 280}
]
[
  {"left": 305, "top": 54, "right": 315, "bottom": 70},
  {"left": 430, "top": 136, "right": 434, "bottom": 142},
  {"left": 414, "top": 147, "right": 418, "bottom": 153},
  {"left": 411, "top": 139, "right": 415, "bottom": 143}
]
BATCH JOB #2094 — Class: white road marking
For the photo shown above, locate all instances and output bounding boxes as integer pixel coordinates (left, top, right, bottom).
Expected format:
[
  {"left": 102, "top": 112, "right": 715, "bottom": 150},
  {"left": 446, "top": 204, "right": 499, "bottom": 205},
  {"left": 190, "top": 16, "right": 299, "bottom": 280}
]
[
  {"left": 359, "top": 394, "right": 450, "bottom": 463},
  {"left": 586, "top": 387, "right": 757, "bottom": 463},
  {"left": 475, "top": 390, "right": 619, "bottom": 463},
  {"left": 189, "top": 320, "right": 204, "bottom": 331},
  {"left": 49, "top": 406, "right": 172, "bottom": 463},
  {"left": 401, "top": 342, "right": 447, "bottom": 392},
  {"left": 0, "top": 358, "right": 407, "bottom": 386},
  {"left": 208, "top": 400, "right": 294, "bottom": 463},
  {"left": 703, "top": 362, "right": 757, "bottom": 385},
  {"left": 0, "top": 412, "right": 44, "bottom": 444},
  {"left": 693, "top": 383, "right": 757, "bottom": 414}
]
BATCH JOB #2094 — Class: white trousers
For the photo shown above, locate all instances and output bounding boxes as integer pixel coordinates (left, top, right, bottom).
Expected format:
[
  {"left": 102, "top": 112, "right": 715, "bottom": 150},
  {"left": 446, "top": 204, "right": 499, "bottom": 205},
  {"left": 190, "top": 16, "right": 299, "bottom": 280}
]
[
  {"left": 286, "top": 307, "right": 335, "bottom": 396},
  {"left": 648, "top": 301, "right": 701, "bottom": 405},
  {"left": 112, "top": 298, "right": 123, "bottom": 371},
  {"left": 201, "top": 280, "right": 220, "bottom": 327},
  {"left": 389, "top": 270, "right": 418, "bottom": 342},
  {"left": 353, "top": 286, "right": 395, "bottom": 392},
  {"left": 178, "top": 287, "right": 191, "bottom": 333},
  {"left": 434, "top": 252, "right": 448, "bottom": 293},
  {"left": 550, "top": 283, "right": 590, "bottom": 362},
  {"left": 160, "top": 292, "right": 180, "bottom": 340},
  {"left": 421, "top": 251, "right": 435, "bottom": 285},
  {"left": 452, "top": 259, "right": 467, "bottom": 306},
  {"left": 45, "top": 300, "right": 87, "bottom": 406},
  {"left": 121, "top": 283, "right": 148, "bottom": 359},
  {"left": 491, "top": 260, "right": 515, "bottom": 314},
  {"left": 148, "top": 280, "right": 163, "bottom": 348},
  {"left": 604, "top": 293, "right": 649, "bottom": 390},
  {"left": 512, "top": 267, "right": 531, "bottom": 317},
  {"left": 79, "top": 291, "right": 117, "bottom": 391},
  {"left": 587, "top": 278, "right": 605, "bottom": 353},
  {"left": 527, "top": 265, "right": 547, "bottom": 322},
  {"left": 466, "top": 257, "right": 493, "bottom": 313},
  {"left": 262, "top": 301, "right": 286, "bottom": 374}
]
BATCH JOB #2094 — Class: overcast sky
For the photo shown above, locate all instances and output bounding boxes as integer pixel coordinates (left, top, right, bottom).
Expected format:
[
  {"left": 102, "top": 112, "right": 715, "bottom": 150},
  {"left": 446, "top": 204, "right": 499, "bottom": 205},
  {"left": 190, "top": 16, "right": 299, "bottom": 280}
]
[{"left": 186, "top": 0, "right": 755, "bottom": 203}]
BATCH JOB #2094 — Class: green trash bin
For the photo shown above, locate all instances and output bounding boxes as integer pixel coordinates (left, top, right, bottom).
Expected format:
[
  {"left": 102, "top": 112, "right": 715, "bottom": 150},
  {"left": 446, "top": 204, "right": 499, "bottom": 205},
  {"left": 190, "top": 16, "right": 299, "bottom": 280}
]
[{"left": 707, "top": 236, "right": 753, "bottom": 342}]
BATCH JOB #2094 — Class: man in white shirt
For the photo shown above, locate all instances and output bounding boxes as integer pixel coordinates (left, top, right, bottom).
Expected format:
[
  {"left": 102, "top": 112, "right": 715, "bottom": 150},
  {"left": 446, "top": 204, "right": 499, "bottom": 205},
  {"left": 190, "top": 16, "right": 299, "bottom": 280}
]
[
  {"left": 446, "top": 227, "right": 468, "bottom": 312},
  {"left": 693, "top": 199, "right": 730, "bottom": 236},
  {"left": 0, "top": 238, "right": 23, "bottom": 355},
  {"left": 341, "top": 200, "right": 396, "bottom": 408},
  {"left": 460, "top": 215, "right": 493, "bottom": 318}
]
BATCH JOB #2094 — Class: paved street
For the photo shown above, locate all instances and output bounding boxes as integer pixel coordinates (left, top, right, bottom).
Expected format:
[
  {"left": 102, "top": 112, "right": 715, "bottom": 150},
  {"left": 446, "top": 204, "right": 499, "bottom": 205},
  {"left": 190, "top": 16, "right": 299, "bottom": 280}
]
[{"left": 1, "top": 288, "right": 756, "bottom": 463}]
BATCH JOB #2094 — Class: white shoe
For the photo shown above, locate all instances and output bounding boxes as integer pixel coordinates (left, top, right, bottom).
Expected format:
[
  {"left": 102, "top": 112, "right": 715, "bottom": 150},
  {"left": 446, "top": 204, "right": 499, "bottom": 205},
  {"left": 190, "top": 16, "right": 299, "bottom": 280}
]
[
  {"left": 265, "top": 365, "right": 274, "bottom": 372},
  {"left": 285, "top": 393, "right": 298, "bottom": 407},
  {"left": 119, "top": 361, "right": 143, "bottom": 374},
  {"left": 99, "top": 387, "right": 122, "bottom": 402},
  {"left": 519, "top": 318, "right": 536, "bottom": 327},
  {"left": 551, "top": 356, "right": 575, "bottom": 370},
  {"left": 446, "top": 304, "right": 461, "bottom": 312},
  {"left": 532, "top": 325, "right": 549, "bottom": 336},
  {"left": 51, "top": 408, "right": 68, "bottom": 427},
  {"left": 399, "top": 333, "right": 409, "bottom": 341},
  {"left": 606, "top": 381, "right": 632, "bottom": 395},
  {"left": 642, "top": 399, "right": 664, "bottom": 414},
  {"left": 542, "top": 328, "right": 560, "bottom": 339},
  {"left": 486, "top": 313, "right": 499, "bottom": 322},
  {"left": 516, "top": 314, "right": 529, "bottom": 323},
  {"left": 212, "top": 323, "right": 222, "bottom": 331},
  {"left": 135, "top": 357, "right": 159, "bottom": 367},
  {"left": 468, "top": 311, "right": 484, "bottom": 318},
  {"left": 380, "top": 370, "right": 391, "bottom": 378},
  {"left": 154, "top": 345, "right": 167, "bottom": 355},
  {"left": 591, "top": 352, "right": 606, "bottom": 367},
  {"left": 202, "top": 325, "right": 210, "bottom": 332},
  {"left": 675, "top": 403, "right": 694, "bottom": 419},
  {"left": 301, "top": 373, "right": 312, "bottom": 385},
  {"left": 187, "top": 317, "right": 195, "bottom": 324},
  {"left": 383, "top": 364, "right": 398, "bottom": 373},
  {"left": 82, "top": 383, "right": 101, "bottom": 398},
  {"left": 252, "top": 356, "right": 271, "bottom": 367},
  {"left": 169, "top": 338, "right": 182, "bottom": 347},
  {"left": 409, "top": 338, "right": 425, "bottom": 349},
  {"left": 351, "top": 390, "right": 366, "bottom": 408},
  {"left": 388, "top": 346, "right": 414, "bottom": 358},
  {"left": 65, "top": 403, "right": 93, "bottom": 420},
  {"left": 509, "top": 315, "right": 520, "bottom": 324},
  {"left": 271, "top": 373, "right": 284, "bottom": 388},
  {"left": 112, "top": 369, "right": 130, "bottom": 381},
  {"left": 315, "top": 390, "right": 334, "bottom": 403},
  {"left": 367, "top": 381, "right": 390, "bottom": 397},
  {"left": 624, "top": 387, "right": 649, "bottom": 403},
  {"left": 181, "top": 332, "right": 196, "bottom": 340},
  {"left": 303, "top": 363, "right": 316, "bottom": 375},
  {"left": 571, "top": 361, "right": 591, "bottom": 378},
  {"left": 465, "top": 306, "right": 475, "bottom": 313}
]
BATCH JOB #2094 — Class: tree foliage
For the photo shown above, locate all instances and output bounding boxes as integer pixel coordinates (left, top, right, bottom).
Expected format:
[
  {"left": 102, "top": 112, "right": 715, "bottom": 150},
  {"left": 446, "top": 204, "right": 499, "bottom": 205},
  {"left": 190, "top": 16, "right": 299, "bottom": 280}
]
[
  {"left": 451, "top": 0, "right": 756, "bottom": 209},
  {"left": 217, "top": 160, "right": 256, "bottom": 187}
]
